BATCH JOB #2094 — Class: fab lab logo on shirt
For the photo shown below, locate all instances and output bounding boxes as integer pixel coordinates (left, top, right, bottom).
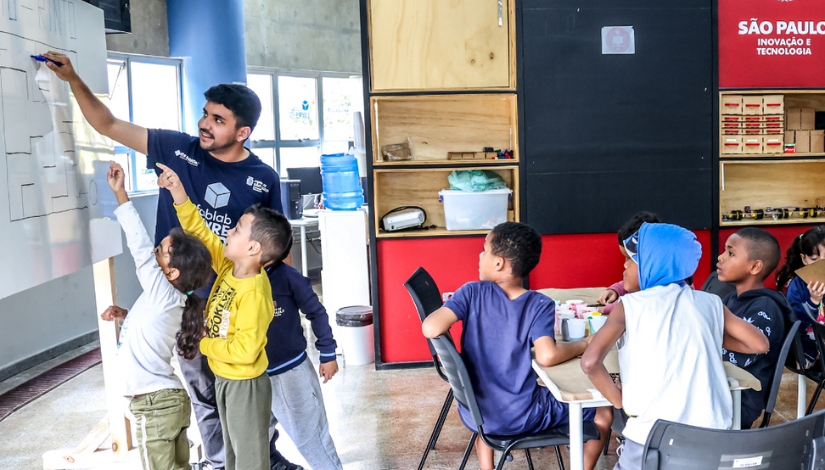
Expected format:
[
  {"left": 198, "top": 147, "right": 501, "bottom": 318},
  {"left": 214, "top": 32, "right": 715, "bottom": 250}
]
[{"left": 198, "top": 182, "right": 233, "bottom": 242}]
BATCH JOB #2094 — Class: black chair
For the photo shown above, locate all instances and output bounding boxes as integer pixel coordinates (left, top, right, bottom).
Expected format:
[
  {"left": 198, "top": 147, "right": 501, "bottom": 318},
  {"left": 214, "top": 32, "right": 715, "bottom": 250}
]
[
  {"left": 430, "top": 334, "right": 600, "bottom": 470},
  {"left": 404, "top": 268, "right": 466, "bottom": 470},
  {"left": 641, "top": 410, "right": 825, "bottom": 469},
  {"left": 700, "top": 272, "right": 737, "bottom": 299},
  {"left": 758, "top": 320, "right": 801, "bottom": 427}
]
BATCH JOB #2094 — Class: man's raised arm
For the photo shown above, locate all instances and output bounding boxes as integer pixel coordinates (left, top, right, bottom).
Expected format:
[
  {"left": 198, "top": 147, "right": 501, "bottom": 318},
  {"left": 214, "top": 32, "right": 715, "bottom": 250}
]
[{"left": 42, "top": 51, "right": 148, "bottom": 155}]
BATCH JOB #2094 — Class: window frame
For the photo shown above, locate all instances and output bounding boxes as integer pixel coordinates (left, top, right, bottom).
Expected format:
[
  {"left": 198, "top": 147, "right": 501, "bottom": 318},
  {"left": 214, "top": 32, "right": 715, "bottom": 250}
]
[
  {"left": 106, "top": 53, "right": 185, "bottom": 195},
  {"left": 246, "top": 67, "right": 362, "bottom": 174}
]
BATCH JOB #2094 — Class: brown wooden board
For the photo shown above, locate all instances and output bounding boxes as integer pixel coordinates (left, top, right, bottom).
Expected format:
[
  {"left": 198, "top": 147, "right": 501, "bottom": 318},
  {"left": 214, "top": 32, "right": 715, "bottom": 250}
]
[
  {"left": 796, "top": 259, "right": 825, "bottom": 286},
  {"left": 368, "top": 0, "right": 516, "bottom": 92}
]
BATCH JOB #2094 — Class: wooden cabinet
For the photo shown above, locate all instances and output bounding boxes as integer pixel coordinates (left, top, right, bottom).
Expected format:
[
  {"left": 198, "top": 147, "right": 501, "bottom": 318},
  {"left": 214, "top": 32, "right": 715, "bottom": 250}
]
[
  {"left": 374, "top": 166, "right": 519, "bottom": 238},
  {"left": 368, "top": 0, "right": 516, "bottom": 92},
  {"left": 720, "top": 159, "right": 825, "bottom": 226},
  {"left": 371, "top": 94, "right": 518, "bottom": 165}
]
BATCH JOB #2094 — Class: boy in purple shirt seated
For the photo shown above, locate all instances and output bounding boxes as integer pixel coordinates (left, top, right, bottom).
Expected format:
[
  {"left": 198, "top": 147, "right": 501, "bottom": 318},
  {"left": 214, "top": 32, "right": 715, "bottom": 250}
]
[{"left": 423, "top": 222, "right": 611, "bottom": 470}]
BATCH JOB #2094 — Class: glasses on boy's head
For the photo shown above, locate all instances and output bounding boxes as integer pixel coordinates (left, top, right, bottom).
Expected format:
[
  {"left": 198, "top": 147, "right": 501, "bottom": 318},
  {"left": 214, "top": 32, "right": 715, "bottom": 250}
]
[{"left": 624, "top": 231, "right": 640, "bottom": 264}]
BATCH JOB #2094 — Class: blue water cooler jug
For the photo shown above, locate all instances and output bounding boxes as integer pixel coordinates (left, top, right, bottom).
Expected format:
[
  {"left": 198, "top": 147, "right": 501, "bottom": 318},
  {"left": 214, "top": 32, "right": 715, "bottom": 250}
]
[{"left": 320, "top": 153, "right": 364, "bottom": 210}]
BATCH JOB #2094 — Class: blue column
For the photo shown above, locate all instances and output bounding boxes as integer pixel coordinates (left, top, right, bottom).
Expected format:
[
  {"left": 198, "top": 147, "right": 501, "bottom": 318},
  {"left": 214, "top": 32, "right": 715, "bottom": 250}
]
[{"left": 166, "top": 0, "right": 247, "bottom": 135}]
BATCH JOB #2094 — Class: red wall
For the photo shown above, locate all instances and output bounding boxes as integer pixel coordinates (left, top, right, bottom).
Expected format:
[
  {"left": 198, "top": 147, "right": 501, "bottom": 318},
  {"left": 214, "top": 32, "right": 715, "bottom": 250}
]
[
  {"left": 376, "top": 237, "right": 485, "bottom": 363},
  {"left": 528, "top": 230, "right": 712, "bottom": 291},
  {"left": 378, "top": 230, "right": 712, "bottom": 363},
  {"left": 718, "top": 225, "right": 819, "bottom": 290}
]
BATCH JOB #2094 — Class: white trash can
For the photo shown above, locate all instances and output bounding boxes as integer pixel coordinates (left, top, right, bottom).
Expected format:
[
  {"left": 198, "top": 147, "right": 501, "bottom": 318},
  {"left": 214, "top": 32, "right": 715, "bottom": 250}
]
[{"left": 336, "top": 306, "right": 375, "bottom": 365}]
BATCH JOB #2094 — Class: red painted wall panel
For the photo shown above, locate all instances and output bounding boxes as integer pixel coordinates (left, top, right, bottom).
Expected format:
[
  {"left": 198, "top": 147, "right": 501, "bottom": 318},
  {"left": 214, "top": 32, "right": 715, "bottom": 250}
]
[
  {"left": 719, "top": 0, "right": 825, "bottom": 88},
  {"left": 528, "top": 231, "right": 712, "bottom": 291},
  {"left": 719, "top": 225, "right": 820, "bottom": 290},
  {"left": 377, "top": 237, "right": 485, "bottom": 363},
  {"left": 378, "top": 230, "right": 712, "bottom": 363}
]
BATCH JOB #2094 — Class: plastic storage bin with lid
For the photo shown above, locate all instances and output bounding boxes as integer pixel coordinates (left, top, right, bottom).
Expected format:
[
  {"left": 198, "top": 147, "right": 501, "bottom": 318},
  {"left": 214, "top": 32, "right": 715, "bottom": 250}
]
[
  {"left": 320, "top": 153, "right": 364, "bottom": 210},
  {"left": 438, "top": 188, "right": 512, "bottom": 231}
]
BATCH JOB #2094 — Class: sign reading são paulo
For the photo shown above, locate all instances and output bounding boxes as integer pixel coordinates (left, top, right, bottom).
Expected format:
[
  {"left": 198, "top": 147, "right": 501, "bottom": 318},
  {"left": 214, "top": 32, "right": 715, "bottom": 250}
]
[{"left": 738, "top": 19, "right": 825, "bottom": 56}]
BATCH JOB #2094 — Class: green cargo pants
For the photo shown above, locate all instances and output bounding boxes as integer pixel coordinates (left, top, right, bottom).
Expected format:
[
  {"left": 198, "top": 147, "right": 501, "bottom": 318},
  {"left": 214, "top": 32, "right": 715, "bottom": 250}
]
[
  {"left": 215, "top": 373, "right": 272, "bottom": 470},
  {"left": 129, "top": 388, "right": 191, "bottom": 470}
]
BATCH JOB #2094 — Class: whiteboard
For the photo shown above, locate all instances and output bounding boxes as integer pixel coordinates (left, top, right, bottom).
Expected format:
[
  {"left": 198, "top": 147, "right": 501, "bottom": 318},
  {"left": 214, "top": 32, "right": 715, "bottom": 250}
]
[{"left": 0, "top": 0, "right": 121, "bottom": 300}]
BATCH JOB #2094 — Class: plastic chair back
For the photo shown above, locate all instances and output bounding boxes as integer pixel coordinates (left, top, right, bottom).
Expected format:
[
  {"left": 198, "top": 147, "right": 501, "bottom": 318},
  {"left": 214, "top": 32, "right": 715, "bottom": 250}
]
[
  {"left": 642, "top": 410, "right": 825, "bottom": 470},
  {"left": 404, "top": 267, "right": 449, "bottom": 379},
  {"left": 763, "top": 321, "right": 801, "bottom": 420},
  {"left": 700, "top": 272, "right": 736, "bottom": 299},
  {"left": 404, "top": 267, "right": 443, "bottom": 324},
  {"left": 430, "top": 334, "right": 485, "bottom": 429}
]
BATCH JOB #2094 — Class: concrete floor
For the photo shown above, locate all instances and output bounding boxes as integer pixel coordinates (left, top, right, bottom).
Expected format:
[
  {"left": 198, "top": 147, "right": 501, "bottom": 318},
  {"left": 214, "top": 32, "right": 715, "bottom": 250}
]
[{"left": 0, "top": 346, "right": 823, "bottom": 470}]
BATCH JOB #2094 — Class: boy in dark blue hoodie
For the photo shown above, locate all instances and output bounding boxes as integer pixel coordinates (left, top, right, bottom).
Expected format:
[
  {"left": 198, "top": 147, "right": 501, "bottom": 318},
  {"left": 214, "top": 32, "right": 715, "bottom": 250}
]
[
  {"left": 716, "top": 227, "right": 788, "bottom": 429},
  {"left": 264, "top": 261, "right": 343, "bottom": 470}
]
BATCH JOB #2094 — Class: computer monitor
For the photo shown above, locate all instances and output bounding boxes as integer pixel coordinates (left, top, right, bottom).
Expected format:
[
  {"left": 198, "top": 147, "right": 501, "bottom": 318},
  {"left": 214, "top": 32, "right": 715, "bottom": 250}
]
[{"left": 287, "top": 167, "right": 323, "bottom": 195}]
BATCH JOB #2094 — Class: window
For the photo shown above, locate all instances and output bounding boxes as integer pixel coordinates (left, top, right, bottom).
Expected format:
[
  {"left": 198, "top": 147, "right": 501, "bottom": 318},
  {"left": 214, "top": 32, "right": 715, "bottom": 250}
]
[
  {"left": 246, "top": 69, "right": 364, "bottom": 177},
  {"left": 105, "top": 54, "right": 184, "bottom": 193}
]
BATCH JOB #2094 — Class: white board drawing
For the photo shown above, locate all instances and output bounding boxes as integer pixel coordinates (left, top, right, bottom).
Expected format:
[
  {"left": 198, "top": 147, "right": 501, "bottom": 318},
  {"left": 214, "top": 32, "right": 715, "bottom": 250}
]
[{"left": 0, "top": 0, "right": 120, "bottom": 300}]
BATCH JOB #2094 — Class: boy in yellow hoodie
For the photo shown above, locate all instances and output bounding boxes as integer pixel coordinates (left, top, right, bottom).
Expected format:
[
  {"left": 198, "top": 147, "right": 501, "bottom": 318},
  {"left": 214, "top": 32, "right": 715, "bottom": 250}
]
[{"left": 157, "top": 163, "right": 293, "bottom": 470}]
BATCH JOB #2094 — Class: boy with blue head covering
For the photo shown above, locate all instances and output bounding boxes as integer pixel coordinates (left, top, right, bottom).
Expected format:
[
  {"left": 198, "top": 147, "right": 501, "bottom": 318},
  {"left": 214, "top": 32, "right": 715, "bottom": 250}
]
[{"left": 582, "top": 223, "right": 770, "bottom": 470}]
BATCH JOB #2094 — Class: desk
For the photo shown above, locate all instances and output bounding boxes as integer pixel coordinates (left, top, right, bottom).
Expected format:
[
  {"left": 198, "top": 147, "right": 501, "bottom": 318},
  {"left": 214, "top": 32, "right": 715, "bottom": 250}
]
[
  {"left": 531, "top": 352, "right": 760, "bottom": 470},
  {"left": 288, "top": 217, "right": 319, "bottom": 277},
  {"left": 538, "top": 287, "right": 606, "bottom": 306}
]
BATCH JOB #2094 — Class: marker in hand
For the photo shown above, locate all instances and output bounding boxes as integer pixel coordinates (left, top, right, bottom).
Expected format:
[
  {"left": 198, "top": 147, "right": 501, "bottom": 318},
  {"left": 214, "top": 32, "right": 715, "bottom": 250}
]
[{"left": 31, "top": 55, "right": 62, "bottom": 67}]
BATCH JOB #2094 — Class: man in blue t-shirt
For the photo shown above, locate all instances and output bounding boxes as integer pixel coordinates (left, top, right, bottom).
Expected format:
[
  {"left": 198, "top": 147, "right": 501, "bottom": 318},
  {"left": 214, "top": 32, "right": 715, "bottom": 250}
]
[
  {"left": 422, "top": 223, "right": 612, "bottom": 470},
  {"left": 44, "top": 51, "right": 301, "bottom": 470}
]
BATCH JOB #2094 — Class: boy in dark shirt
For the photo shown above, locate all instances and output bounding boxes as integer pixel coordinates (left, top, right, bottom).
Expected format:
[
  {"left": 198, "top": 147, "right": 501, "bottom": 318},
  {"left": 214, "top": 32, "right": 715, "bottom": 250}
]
[
  {"left": 264, "top": 261, "right": 342, "bottom": 470},
  {"left": 716, "top": 227, "right": 788, "bottom": 428},
  {"left": 422, "top": 222, "right": 611, "bottom": 470}
]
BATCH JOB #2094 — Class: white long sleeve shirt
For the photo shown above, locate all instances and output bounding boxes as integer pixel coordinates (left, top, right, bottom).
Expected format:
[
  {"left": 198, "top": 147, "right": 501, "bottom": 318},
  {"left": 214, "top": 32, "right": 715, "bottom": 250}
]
[{"left": 114, "top": 201, "right": 187, "bottom": 397}]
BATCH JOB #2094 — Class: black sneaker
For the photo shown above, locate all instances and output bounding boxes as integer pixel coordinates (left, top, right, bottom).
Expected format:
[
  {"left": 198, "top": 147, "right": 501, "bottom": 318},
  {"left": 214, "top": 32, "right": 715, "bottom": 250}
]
[
  {"left": 271, "top": 449, "right": 304, "bottom": 470},
  {"left": 272, "top": 462, "right": 304, "bottom": 470}
]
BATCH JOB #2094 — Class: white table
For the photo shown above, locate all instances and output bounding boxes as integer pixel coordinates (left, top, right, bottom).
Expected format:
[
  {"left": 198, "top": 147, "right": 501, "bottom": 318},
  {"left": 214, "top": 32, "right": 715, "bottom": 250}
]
[
  {"left": 288, "top": 217, "right": 319, "bottom": 277},
  {"left": 532, "top": 355, "right": 760, "bottom": 470}
]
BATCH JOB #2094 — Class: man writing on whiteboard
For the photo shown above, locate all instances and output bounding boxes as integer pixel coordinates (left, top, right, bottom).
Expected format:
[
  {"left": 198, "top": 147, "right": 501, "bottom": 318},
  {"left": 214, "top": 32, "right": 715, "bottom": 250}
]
[{"left": 42, "top": 52, "right": 303, "bottom": 470}]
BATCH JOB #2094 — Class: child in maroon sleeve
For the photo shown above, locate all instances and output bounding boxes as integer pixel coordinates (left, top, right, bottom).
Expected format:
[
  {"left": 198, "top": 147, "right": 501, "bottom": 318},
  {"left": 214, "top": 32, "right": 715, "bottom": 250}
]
[{"left": 598, "top": 212, "right": 661, "bottom": 313}]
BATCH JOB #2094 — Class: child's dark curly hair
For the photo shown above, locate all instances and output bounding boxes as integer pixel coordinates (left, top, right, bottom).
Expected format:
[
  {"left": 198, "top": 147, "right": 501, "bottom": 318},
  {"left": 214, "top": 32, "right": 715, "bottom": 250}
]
[
  {"left": 489, "top": 222, "right": 542, "bottom": 278},
  {"left": 165, "top": 228, "right": 213, "bottom": 360}
]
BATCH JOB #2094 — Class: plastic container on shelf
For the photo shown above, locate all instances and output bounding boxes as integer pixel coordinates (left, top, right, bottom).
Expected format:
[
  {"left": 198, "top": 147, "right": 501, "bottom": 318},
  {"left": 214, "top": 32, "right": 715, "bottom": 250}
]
[
  {"left": 438, "top": 188, "right": 512, "bottom": 231},
  {"left": 320, "top": 153, "right": 364, "bottom": 210}
]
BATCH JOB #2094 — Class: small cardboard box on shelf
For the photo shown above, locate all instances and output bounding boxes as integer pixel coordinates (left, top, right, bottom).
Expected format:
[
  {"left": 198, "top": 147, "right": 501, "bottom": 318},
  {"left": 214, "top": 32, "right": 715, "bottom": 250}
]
[
  {"left": 812, "top": 130, "right": 825, "bottom": 153},
  {"left": 722, "top": 95, "right": 744, "bottom": 115},
  {"left": 743, "top": 136, "right": 763, "bottom": 154},
  {"left": 763, "top": 95, "right": 785, "bottom": 115},
  {"left": 722, "top": 136, "right": 744, "bottom": 154},
  {"left": 787, "top": 108, "right": 816, "bottom": 130},
  {"left": 786, "top": 130, "right": 812, "bottom": 153},
  {"left": 763, "top": 135, "right": 784, "bottom": 154},
  {"left": 743, "top": 95, "right": 764, "bottom": 116}
]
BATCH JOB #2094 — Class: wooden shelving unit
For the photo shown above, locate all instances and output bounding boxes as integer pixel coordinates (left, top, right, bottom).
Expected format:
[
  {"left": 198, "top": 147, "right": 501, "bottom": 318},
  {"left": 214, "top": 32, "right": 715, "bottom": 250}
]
[
  {"left": 371, "top": 94, "right": 518, "bottom": 166},
  {"left": 718, "top": 90, "right": 825, "bottom": 227},
  {"left": 719, "top": 158, "right": 825, "bottom": 227},
  {"left": 367, "top": 0, "right": 516, "bottom": 92},
  {"left": 361, "top": 0, "right": 522, "bottom": 366},
  {"left": 374, "top": 166, "right": 519, "bottom": 238}
]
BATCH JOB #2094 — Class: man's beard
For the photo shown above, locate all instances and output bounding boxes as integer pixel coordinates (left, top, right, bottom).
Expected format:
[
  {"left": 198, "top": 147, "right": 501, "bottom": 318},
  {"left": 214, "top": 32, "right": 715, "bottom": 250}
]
[{"left": 199, "top": 129, "right": 234, "bottom": 153}]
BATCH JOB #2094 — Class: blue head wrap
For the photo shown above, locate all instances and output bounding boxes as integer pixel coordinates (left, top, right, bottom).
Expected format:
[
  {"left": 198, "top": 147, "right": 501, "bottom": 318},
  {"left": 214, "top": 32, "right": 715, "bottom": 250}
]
[{"left": 623, "top": 222, "right": 701, "bottom": 290}]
